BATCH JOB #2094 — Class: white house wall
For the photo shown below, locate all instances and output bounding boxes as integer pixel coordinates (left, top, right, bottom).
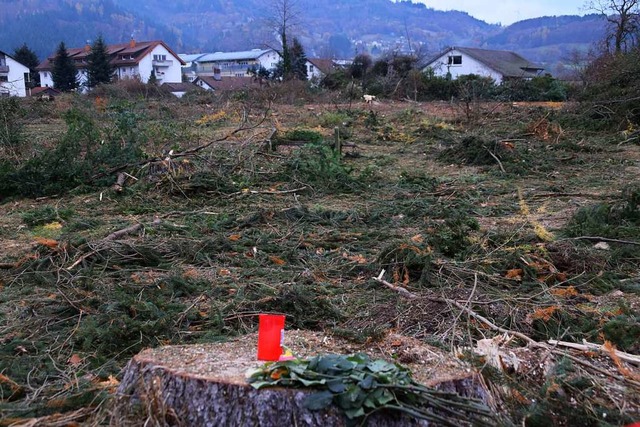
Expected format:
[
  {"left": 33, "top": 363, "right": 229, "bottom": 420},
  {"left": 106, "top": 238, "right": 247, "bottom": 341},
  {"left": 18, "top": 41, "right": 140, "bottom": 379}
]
[
  {"left": 139, "top": 45, "right": 182, "bottom": 84},
  {"left": 40, "top": 70, "right": 53, "bottom": 88},
  {"left": 306, "top": 61, "right": 326, "bottom": 81},
  {"left": 1, "top": 56, "right": 30, "bottom": 97},
  {"left": 258, "top": 51, "right": 280, "bottom": 70},
  {"left": 427, "top": 49, "right": 503, "bottom": 84}
]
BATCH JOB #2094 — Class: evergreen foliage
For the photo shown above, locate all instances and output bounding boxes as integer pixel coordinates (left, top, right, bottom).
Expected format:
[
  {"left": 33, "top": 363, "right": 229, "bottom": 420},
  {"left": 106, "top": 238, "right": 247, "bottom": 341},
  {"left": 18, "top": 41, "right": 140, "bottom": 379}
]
[
  {"left": 248, "top": 64, "right": 272, "bottom": 80},
  {"left": 12, "top": 43, "right": 40, "bottom": 88},
  {"left": 290, "top": 37, "right": 308, "bottom": 81},
  {"left": 148, "top": 69, "right": 158, "bottom": 85},
  {"left": 0, "top": 104, "right": 147, "bottom": 198},
  {"left": 87, "top": 35, "right": 115, "bottom": 89},
  {"left": 0, "top": 97, "right": 25, "bottom": 149},
  {"left": 273, "top": 37, "right": 308, "bottom": 81},
  {"left": 52, "top": 41, "right": 77, "bottom": 92}
]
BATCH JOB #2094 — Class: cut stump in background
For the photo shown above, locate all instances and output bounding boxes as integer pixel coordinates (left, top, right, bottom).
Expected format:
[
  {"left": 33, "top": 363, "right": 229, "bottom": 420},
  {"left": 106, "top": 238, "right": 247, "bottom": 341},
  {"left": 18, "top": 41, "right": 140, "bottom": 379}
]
[{"left": 113, "top": 330, "right": 492, "bottom": 426}]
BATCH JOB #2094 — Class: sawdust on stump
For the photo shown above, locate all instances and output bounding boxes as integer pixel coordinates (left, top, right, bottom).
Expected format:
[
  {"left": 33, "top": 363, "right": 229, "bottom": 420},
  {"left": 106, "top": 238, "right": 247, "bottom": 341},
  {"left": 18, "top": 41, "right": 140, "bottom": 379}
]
[{"left": 113, "top": 330, "right": 491, "bottom": 426}]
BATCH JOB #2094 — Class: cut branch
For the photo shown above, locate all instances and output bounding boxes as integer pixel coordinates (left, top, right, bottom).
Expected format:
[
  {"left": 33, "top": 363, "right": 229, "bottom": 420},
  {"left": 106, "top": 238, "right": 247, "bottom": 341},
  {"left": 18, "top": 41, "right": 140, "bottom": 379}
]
[
  {"left": 372, "top": 270, "right": 418, "bottom": 299},
  {"left": 548, "top": 340, "right": 640, "bottom": 366},
  {"left": 570, "top": 236, "right": 640, "bottom": 246},
  {"left": 485, "top": 148, "right": 505, "bottom": 173},
  {"left": 372, "top": 275, "right": 640, "bottom": 387}
]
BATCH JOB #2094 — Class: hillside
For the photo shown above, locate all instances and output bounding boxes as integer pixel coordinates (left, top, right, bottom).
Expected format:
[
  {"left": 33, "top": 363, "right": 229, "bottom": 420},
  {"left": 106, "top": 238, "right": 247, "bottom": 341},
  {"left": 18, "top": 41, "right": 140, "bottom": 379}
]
[
  {"left": 0, "top": 0, "right": 182, "bottom": 60},
  {"left": 485, "top": 14, "right": 607, "bottom": 72},
  {"left": 0, "top": 0, "right": 605, "bottom": 72}
]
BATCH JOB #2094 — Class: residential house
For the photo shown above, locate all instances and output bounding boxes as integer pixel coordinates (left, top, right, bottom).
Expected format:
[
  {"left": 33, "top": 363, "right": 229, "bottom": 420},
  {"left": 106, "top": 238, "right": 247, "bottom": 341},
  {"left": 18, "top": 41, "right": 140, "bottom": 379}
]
[
  {"left": 0, "top": 50, "right": 30, "bottom": 97},
  {"left": 180, "top": 49, "right": 280, "bottom": 79},
  {"left": 193, "top": 76, "right": 264, "bottom": 92},
  {"left": 423, "top": 47, "right": 544, "bottom": 84},
  {"left": 29, "top": 86, "right": 61, "bottom": 100},
  {"left": 37, "top": 39, "right": 185, "bottom": 91},
  {"left": 306, "top": 58, "right": 336, "bottom": 82},
  {"left": 161, "top": 82, "right": 197, "bottom": 98}
]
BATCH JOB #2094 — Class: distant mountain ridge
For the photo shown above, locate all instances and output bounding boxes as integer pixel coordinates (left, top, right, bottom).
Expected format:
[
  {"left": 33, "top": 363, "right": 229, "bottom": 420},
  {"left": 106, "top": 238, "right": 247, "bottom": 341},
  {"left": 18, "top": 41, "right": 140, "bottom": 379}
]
[{"left": 0, "top": 0, "right": 606, "bottom": 75}]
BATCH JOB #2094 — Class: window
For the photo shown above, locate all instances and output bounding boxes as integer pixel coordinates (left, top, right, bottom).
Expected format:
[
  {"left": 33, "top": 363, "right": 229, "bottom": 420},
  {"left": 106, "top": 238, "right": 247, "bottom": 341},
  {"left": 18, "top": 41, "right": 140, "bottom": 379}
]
[
  {"left": 0, "top": 75, "right": 8, "bottom": 82},
  {"left": 153, "top": 54, "right": 167, "bottom": 61},
  {"left": 448, "top": 55, "right": 462, "bottom": 66}
]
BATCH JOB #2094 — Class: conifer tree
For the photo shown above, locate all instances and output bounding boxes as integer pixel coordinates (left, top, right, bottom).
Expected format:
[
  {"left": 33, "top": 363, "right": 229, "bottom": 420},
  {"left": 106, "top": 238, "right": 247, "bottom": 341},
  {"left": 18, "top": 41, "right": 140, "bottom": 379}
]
[
  {"left": 148, "top": 69, "right": 158, "bottom": 85},
  {"left": 12, "top": 43, "right": 40, "bottom": 88},
  {"left": 290, "top": 37, "right": 308, "bottom": 81},
  {"left": 52, "top": 42, "right": 77, "bottom": 92},
  {"left": 87, "top": 36, "right": 114, "bottom": 88}
]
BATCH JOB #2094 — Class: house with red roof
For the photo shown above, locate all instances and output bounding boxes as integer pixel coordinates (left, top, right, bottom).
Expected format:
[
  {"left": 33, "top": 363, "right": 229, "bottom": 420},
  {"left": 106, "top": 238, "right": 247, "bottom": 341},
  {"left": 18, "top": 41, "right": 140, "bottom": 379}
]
[{"left": 36, "top": 39, "right": 185, "bottom": 91}]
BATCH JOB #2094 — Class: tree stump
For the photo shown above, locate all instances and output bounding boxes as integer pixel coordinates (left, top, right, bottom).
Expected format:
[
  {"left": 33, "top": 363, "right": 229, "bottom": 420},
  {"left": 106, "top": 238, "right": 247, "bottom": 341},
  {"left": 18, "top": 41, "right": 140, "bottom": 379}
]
[{"left": 113, "top": 331, "right": 492, "bottom": 426}]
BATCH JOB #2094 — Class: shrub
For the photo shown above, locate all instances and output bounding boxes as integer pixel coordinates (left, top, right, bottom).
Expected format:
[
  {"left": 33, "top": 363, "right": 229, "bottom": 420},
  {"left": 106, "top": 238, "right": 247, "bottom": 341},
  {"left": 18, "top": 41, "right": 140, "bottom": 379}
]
[
  {"left": 2, "top": 105, "right": 147, "bottom": 198},
  {"left": 0, "top": 97, "right": 25, "bottom": 149},
  {"left": 318, "top": 111, "right": 350, "bottom": 128},
  {"left": 578, "top": 51, "right": 640, "bottom": 129},
  {"left": 286, "top": 142, "right": 355, "bottom": 192},
  {"left": 22, "top": 205, "right": 73, "bottom": 227},
  {"left": 499, "top": 75, "right": 568, "bottom": 102},
  {"left": 564, "top": 185, "right": 640, "bottom": 240}
]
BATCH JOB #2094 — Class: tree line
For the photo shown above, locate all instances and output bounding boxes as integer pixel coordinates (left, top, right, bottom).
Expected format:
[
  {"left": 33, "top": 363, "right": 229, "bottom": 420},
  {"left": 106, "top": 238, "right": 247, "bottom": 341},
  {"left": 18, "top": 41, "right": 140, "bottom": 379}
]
[{"left": 10, "top": 36, "right": 117, "bottom": 92}]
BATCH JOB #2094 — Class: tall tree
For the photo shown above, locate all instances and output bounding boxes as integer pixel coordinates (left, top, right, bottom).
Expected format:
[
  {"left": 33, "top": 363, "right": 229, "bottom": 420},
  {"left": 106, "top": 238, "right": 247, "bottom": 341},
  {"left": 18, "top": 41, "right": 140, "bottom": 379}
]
[
  {"left": 587, "top": 0, "right": 640, "bottom": 53},
  {"left": 87, "top": 35, "right": 114, "bottom": 88},
  {"left": 350, "top": 53, "right": 372, "bottom": 91},
  {"left": 52, "top": 42, "right": 77, "bottom": 92},
  {"left": 290, "top": 37, "right": 308, "bottom": 80},
  {"left": 12, "top": 43, "right": 40, "bottom": 88},
  {"left": 267, "top": 0, "right": 301, "bottom": 80}
]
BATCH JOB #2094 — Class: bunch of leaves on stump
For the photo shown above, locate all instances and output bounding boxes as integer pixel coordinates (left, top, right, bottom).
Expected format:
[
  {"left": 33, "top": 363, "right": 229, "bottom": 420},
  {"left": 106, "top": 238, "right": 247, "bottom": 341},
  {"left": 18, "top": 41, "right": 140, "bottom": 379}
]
[{"left": 248, "top": 353, "right": 496, "bottom": 426}]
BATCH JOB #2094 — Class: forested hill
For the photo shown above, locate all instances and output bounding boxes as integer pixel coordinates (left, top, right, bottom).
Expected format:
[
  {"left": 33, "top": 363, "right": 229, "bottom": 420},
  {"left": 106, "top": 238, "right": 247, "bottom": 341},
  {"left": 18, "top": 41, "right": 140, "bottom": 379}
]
[
  {"left": 0, "top": 0, "right": 605, "bottom": 71},
  {"left": 0, "top": 0, "right": 181, "bottom": 59}
]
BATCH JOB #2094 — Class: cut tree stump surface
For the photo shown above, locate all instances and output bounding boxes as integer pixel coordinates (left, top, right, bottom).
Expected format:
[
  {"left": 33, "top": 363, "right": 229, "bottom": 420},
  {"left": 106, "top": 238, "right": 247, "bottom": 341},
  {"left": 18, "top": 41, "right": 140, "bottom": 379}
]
[{"left": 115, "top": 330, "right": 490, "bottom": 426}]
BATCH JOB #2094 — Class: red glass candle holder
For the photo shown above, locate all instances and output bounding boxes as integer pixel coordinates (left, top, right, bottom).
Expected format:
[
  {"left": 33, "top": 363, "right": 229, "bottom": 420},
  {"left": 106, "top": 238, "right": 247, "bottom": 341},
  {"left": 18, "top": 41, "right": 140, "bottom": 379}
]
[{"left": 257, "top": 314, "right": 285, "bottom": 361}]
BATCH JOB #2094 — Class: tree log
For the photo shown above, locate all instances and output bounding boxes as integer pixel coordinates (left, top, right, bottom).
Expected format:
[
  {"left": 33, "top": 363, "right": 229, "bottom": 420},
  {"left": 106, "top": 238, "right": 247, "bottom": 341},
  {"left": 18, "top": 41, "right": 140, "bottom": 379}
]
[{"left": 113, "top": 332, "right": 491, "bottom": 426}]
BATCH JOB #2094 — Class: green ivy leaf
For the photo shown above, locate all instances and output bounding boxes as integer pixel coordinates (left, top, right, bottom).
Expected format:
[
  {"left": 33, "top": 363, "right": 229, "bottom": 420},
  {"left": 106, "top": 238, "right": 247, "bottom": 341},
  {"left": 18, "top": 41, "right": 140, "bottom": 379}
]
[
  {"left": 327, "top": 379, "right": 347, "bottom": 393},
  {"left": 359, "top": 374, "right": 375, "bottom": 390},
  {"left": 317, "top": 355, "right": 343, "bottom": 372},
  {"left": 297, "top": 377, "right": 326, "bottom": 387},
  {"left": 367, "top": 359, "right": 395, "bottom": 373},
  {"left": 304, "top": 390, "right": 334, "bottom": 410},
  {"left": 344, "top": 407, "right": 366, "bottom": 419},
  {"left": 376, "top": 389, "right": 395, "bottom": 405},
  {"left": 250, "top": 380, "right": 273, "bottom": 389}
]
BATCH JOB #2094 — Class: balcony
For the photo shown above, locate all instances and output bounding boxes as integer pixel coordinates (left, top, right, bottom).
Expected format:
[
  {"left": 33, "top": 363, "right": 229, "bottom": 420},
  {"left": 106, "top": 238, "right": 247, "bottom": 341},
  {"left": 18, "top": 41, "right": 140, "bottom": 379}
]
[
  {"left": 0, "top": 65, "right": 9, "bottom": 74},
  {"left": 196, "top": 64, "right": 248, "bottom": 73},
  {"left": 152, "top": 59, "right": 173, "bottom": 67}
]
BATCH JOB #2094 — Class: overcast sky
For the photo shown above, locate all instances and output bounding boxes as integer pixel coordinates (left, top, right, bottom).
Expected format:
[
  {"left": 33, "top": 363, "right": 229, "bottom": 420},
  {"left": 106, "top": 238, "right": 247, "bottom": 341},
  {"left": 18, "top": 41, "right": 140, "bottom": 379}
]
[{"left": 416, "top": 0, "right": 588, "bottom": 25}]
